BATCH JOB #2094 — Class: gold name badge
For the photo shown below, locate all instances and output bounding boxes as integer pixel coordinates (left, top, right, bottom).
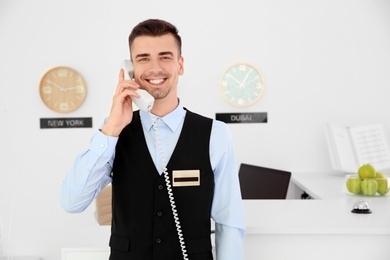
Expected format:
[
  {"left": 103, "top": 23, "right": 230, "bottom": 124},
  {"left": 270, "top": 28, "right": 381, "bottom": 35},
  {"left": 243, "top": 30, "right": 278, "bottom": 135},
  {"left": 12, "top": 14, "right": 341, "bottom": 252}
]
[{"left": 172, "top": 170, "right": 200, "bottom": 187}]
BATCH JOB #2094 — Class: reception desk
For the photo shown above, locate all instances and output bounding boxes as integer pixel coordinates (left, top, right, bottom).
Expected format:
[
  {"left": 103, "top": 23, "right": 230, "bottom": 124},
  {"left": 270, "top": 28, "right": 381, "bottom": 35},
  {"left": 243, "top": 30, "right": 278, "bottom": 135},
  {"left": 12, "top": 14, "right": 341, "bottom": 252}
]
[
  {"left": 62, "top": 172, "right": 390, "bottom": 260},
  {"left": 243, "top": 172, "right": 390, "bottom": 260}
]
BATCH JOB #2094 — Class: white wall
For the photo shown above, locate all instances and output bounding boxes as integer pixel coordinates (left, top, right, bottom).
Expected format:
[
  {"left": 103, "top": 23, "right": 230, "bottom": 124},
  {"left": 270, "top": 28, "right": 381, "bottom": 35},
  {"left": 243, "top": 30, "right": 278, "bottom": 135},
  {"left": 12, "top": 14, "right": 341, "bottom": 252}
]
[{"left": 1, "top": 0, "right": 390, "bottom": 259}]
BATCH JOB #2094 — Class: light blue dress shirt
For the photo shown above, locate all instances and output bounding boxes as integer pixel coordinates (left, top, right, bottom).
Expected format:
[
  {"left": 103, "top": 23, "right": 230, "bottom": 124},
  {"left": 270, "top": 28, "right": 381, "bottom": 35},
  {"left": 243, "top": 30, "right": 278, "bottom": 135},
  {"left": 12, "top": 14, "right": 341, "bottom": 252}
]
[{"left": 61, "top": 102, "right": 246, "bottom": 260}]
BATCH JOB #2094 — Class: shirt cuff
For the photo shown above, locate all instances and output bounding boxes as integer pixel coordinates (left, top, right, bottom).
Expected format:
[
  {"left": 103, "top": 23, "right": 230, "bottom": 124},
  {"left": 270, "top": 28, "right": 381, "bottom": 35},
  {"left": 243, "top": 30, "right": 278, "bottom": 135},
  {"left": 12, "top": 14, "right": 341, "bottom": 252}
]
[{"left": 90, "top": 130, "right": 118, "bottom": 157}]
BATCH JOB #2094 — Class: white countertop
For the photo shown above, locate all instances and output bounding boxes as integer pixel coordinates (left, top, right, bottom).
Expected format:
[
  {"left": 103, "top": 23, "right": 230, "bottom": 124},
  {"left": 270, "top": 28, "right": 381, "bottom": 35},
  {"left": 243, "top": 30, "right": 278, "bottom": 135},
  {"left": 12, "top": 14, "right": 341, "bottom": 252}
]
[
  {"left": 243, "top": 172, "right": 390, "bottom": 236},
  {"left": 292, "top": 171, "right": 390, "bottom": 202},
  {"left": 244, "top": 199, "right": 390, "bottom": 235},
  {"left": 292, "top": 171, "right": 346, "bottom": 199}
]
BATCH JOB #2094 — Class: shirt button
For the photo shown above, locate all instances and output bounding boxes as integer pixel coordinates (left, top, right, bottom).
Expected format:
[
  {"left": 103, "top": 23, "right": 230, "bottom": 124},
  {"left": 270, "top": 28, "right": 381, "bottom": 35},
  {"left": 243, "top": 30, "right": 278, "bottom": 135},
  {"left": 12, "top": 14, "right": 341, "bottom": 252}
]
[
  {"left": 156, "top": 211, "right": 163, "bottom": 217},
  {"left": 157, "top": 185, "right": 164, "bottom": 190},
  {"left": 99, "top": 143, "right": 105, "bottom": 148},
  {"left": 155, "top": 238, "right": 162, "bottom": 244}
]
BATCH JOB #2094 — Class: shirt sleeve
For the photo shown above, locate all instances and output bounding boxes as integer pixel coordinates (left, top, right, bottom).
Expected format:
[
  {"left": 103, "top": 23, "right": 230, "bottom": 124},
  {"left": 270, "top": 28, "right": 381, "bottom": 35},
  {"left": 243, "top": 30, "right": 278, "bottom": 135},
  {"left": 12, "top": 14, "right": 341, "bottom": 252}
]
[
  {"left": 210, "top": 120, "right": 246, "bottom": 260},
  {"left": 61, "top": 129, "right": 117, "bottom": 213}
]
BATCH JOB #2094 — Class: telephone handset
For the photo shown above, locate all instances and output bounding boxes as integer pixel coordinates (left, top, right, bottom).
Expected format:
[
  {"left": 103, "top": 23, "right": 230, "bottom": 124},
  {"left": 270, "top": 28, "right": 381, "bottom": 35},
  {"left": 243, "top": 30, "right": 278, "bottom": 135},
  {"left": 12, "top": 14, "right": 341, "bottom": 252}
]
[{"left": 122, "top": 59, "right": 154, "bottom": 112}]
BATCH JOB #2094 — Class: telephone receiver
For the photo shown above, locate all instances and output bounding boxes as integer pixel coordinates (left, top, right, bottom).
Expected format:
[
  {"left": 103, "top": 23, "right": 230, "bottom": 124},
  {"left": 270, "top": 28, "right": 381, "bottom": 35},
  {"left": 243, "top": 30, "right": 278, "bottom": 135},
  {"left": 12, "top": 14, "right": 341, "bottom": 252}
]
[{"left": 122, "top": 59, "right": 154, "bottom": 112}]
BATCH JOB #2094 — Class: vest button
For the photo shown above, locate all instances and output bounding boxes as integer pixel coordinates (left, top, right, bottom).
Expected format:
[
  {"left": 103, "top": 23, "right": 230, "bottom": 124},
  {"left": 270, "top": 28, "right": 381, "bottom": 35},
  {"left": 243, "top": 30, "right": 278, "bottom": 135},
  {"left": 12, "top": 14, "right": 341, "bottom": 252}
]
[
  {"left": 156, "top": 211, "right": 163, "bottom": 217},
  {"left": 157, "top": 185, "right": 164, "bottom": 190},
  {"left": 155, "top": 238, "right": 162, "bottom": 244}
]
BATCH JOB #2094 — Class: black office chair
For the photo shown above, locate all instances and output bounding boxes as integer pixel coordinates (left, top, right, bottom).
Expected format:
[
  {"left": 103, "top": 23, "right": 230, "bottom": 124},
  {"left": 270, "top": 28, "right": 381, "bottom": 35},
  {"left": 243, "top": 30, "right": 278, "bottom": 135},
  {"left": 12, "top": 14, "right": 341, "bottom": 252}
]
[{"left": 238, "top": 163, "right": 291, "bottom": 199}]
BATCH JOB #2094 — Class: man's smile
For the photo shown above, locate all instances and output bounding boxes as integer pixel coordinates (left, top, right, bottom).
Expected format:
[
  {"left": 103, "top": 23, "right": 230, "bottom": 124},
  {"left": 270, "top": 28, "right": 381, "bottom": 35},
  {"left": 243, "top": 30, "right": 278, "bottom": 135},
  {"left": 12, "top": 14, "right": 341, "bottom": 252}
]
[{"left": 147, "top": 78, "right": 166, "bottom": 85}]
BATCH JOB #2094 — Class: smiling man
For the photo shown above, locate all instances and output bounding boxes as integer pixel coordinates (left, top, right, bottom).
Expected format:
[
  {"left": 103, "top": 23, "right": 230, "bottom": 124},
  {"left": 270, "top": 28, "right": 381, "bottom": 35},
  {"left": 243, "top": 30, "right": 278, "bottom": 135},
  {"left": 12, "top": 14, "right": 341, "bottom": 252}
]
[{"left": 61, "top": 19, "right": 245, "bottom": 260}]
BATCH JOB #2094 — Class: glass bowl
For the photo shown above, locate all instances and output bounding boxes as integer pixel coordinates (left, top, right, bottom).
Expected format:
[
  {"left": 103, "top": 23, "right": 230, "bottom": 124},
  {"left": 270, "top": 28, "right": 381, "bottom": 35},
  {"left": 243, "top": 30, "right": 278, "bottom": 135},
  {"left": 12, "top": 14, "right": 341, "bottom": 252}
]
[{"left": 345, "top": 174, "right": 390, "bottom": 196}]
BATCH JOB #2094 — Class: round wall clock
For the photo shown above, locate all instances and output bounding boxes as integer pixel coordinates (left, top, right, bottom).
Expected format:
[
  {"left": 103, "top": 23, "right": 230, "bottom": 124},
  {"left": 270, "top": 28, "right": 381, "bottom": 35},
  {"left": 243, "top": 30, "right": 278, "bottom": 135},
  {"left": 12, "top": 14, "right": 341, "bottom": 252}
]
[
  {"left": 219, "top": 62, "right": 265, "bottom": 107},
  {"left": 39, "top": 66, "right": 87, "bottom": 113}
]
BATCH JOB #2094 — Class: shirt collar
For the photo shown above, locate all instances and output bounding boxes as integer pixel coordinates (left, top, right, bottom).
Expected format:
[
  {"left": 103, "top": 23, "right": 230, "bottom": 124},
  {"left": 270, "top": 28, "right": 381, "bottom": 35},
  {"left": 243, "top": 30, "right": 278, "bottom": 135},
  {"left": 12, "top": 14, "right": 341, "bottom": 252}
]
[{"left": 140, "top": 99, "right": 186, "bottom": 132}]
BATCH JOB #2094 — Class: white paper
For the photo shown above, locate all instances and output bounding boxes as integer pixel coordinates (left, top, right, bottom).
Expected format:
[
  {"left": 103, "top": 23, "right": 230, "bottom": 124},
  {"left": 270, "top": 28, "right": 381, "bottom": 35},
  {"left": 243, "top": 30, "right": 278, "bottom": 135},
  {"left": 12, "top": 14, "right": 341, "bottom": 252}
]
[
  {"left": 348, "top": 124, "right": 390, "bottom": 171},
  {"left": 326, "top": 123, "right": 390, "bottom": 173}
]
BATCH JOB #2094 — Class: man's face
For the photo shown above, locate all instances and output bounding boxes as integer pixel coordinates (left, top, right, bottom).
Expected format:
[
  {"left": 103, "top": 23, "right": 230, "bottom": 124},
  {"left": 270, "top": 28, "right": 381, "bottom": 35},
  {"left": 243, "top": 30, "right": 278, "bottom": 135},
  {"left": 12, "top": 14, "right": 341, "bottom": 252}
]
[{"left": 130, "top": 34, "right": 184, "bottom": 101}]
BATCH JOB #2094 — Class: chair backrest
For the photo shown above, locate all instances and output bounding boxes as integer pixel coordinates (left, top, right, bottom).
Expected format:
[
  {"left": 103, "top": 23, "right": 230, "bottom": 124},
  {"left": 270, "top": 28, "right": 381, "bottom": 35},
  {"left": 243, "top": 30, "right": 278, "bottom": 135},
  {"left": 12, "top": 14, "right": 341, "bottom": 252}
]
[
  {"left": 238, "top": 163, "right": 291, "bottom": 199},
  {"left": 95, "top": 185, "right": 112, "bottom": 225}
]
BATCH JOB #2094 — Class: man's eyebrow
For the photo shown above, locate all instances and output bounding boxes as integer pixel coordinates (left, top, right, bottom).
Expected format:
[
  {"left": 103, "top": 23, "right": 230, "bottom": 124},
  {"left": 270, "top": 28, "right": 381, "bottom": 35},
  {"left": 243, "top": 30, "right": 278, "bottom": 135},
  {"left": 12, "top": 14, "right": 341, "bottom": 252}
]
[
  {"left": 159, "top": 51, "right": 174, "bottom": 56},
  {"left": 135, "top": 53, "right": 150, "bottom": 59}
]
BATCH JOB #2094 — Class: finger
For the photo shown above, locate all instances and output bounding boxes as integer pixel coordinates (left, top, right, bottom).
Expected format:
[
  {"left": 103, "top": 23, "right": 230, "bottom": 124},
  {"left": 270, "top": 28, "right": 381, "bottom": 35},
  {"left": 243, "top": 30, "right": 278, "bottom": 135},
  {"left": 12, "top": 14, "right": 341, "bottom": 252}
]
[
  {"left": 119, "top": 68, "right": 125, "bottom": 82},
  {"left": 120, "top": 87, "right": 141, "bottom": 99},
  {"left": 115, "top": 73, "right": 139, "bottom": 96},
  {"left": 115, "top": 69, "right": 126, "bottom": 95},
  {"left": 116, "top": 81, "right": 140, "bottom": 96}
]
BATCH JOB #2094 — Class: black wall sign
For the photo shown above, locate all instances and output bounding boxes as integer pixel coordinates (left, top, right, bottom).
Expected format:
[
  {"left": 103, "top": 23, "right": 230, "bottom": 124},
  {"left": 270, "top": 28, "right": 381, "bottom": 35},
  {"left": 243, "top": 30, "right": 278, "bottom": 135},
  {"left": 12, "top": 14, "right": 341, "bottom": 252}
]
[
  {"left": 40, "top": 117, "right": 93, "bottom": 129},
  {"left": 216, "top": 112, "right": 267, "bottom": 124}
]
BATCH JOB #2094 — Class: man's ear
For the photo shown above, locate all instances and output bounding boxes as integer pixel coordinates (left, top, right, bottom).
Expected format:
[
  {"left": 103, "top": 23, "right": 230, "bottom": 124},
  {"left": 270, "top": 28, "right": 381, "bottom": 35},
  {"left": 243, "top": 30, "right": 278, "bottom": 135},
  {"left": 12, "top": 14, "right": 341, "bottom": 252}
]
[{"left": 178, "top": 56, "right": 184, "bottom": 76}]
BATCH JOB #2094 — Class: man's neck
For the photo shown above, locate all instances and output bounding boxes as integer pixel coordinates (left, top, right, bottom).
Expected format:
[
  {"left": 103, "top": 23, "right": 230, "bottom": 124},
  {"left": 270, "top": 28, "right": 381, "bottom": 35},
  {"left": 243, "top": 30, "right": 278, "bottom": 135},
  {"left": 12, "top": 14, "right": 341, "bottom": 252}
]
[{"left": 150, "top": 96, "right": 179, "bottom": 117}]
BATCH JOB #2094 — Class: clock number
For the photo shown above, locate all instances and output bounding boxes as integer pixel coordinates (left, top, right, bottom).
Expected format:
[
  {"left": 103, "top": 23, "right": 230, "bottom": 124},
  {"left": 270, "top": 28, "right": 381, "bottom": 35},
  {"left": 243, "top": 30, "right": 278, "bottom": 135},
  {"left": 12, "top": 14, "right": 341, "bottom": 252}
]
[
  {"left": 239, "top": 64, "right": 247, "bottom": 71},
  {"left": 57, "top": 69, "right": 69, "bottom": 77},
  {"left": 75, "top": 85, "right": 84, "bottom": 93},
  {"left": 42, "top": 86, "right": 52, "bottom": 94},
  {"left": 60, "top": 102, "right": 69, "bottom": 111}
]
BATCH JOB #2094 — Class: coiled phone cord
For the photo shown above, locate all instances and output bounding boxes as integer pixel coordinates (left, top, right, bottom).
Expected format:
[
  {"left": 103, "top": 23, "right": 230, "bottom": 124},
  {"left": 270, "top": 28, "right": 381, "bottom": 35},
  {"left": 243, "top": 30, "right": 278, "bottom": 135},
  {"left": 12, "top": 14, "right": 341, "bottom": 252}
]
[{"left": 150, "top": 113, "right": 189, "bottom": 260}]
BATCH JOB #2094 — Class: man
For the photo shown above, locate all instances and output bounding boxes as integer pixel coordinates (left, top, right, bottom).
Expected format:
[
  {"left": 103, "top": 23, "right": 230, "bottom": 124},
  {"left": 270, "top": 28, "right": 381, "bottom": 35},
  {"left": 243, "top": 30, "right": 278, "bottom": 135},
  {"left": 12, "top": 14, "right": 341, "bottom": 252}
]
[{"left": 61, "top": 19, "right": 245, "bottom": 260}]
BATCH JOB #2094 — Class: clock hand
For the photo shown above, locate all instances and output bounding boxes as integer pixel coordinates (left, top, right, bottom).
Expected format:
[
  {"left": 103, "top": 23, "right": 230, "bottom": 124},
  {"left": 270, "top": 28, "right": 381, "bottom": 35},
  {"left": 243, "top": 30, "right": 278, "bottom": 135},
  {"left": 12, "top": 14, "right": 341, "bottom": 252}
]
[
  {"left": 64, "top": 86, "right": 86, "bottom": 92},
  {"left": 63, "top": 86, "right": 78, "bottom": 91},
  {"left": 47, "top": 79, "right": 66, "bottom": 91},
  {"left": 239, "top": 71, "right": 251, "bottom": 89},
  {"left": 226, "top": 74, "right": 242, "bottom": 85}
]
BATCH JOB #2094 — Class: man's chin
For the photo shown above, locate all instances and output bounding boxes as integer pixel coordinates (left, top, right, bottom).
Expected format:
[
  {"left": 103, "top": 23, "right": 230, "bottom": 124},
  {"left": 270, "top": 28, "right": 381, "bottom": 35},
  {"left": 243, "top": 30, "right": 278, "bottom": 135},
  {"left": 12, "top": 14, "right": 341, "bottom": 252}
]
[{"left": 150, "top": 89, "right": 170, "bottom": 100}]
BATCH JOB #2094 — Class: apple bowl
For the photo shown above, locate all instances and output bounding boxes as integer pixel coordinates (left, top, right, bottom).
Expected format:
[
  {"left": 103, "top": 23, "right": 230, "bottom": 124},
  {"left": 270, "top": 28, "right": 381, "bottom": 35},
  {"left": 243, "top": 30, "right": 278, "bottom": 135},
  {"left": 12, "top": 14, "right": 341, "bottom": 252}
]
[{"left": 345, "top": 174, "right": 390, "bottom": 196}]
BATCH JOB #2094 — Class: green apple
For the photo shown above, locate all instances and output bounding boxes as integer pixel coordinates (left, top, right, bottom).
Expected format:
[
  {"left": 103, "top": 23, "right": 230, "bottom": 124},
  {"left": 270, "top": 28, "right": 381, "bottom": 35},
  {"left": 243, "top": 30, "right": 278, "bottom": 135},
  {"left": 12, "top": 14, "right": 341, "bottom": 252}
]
[
  {"left": 376, "top": 172, "right": 384, "bottom": 178},
  {"left": 375, "top": 172, "right": 389, "bottom": 195},
  {"left": 358, "top": 164, "right": 376, "bottom": 179},
  {"left": 346, "top": 178, "right": 362, "bottom": 194},
  {"left": 376, "top": 173, "right": 389, "bottom": 195},
  {"left": 377, "top": 179, "right": 389, "bottom": 195},
  {"left": 361, "top": 179, "right": 378, "bottom": 196}
]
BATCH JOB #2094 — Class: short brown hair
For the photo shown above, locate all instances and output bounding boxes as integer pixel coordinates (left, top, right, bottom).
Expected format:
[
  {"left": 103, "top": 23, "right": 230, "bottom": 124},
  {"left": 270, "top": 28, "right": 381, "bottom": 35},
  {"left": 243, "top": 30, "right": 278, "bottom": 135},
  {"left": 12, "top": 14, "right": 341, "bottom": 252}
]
[{"left": 128, "top": 19, "right": 182, "bottom": 56}]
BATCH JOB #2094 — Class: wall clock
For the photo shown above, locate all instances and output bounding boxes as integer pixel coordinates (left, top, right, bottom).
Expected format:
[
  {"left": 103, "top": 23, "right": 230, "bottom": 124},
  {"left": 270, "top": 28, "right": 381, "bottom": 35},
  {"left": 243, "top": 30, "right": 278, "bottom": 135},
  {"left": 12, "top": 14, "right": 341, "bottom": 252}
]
[
  {"left": 219, "top": 62, "right": 264, "bottom": 107},
  {"left": 39, "top": 66, "right": 87, "bottom": 113}
]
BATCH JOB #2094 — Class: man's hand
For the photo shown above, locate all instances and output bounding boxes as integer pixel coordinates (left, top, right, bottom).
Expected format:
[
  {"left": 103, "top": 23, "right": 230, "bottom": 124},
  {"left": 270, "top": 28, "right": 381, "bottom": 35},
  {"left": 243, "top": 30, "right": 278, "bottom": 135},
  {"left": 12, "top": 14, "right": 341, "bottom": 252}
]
[{"left": 101, "top": 69, "right": 141, "bottom": 137}]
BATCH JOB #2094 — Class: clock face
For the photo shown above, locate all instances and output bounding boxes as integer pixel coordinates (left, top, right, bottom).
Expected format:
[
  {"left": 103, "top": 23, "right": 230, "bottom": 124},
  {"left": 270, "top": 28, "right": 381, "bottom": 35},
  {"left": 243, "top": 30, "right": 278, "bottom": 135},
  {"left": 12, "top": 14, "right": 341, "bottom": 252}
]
[
  {"left": 39, "top": 66, "right": 87, "bottom": 113},
  {"left": 219, "top": 63, "right": 264, "bottom": 107}
]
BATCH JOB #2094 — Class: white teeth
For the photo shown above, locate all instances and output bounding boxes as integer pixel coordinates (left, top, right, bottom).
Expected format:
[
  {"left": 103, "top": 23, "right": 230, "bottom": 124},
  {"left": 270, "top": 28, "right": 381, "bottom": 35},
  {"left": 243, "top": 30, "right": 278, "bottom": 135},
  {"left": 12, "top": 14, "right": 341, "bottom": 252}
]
[{"left": 149, "top": 79, "right": 164, "bottom": 84}]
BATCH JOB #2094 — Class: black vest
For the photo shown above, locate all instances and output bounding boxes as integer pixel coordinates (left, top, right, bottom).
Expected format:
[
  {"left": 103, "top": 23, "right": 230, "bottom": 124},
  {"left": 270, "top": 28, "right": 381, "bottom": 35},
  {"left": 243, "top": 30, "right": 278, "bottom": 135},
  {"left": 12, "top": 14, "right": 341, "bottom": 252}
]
[{"left": 110, "top": 110, "right": 214, "bottom": 260}]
